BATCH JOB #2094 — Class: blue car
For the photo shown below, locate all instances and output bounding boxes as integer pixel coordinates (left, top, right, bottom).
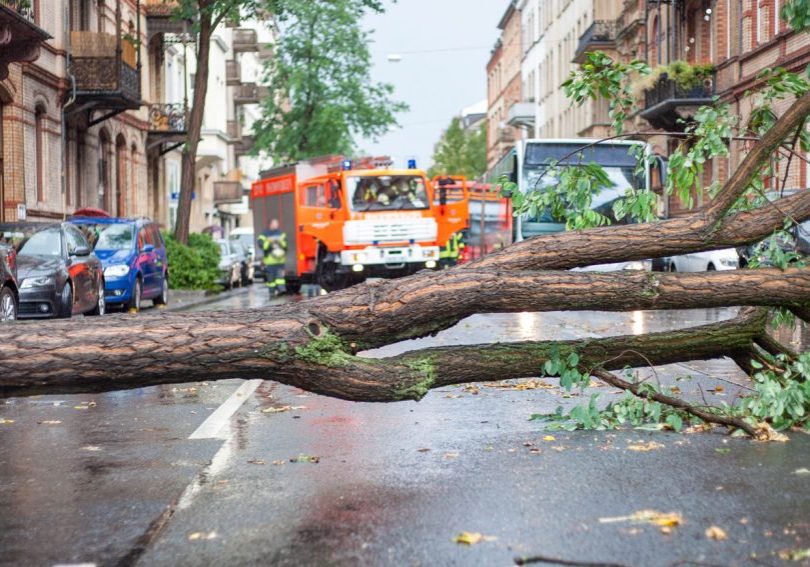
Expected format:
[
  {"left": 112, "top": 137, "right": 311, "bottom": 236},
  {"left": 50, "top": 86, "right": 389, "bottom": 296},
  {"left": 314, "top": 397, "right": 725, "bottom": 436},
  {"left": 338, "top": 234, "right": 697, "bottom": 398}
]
[{"left": 69, "top": 217, "right": 169, "bottom": 311}]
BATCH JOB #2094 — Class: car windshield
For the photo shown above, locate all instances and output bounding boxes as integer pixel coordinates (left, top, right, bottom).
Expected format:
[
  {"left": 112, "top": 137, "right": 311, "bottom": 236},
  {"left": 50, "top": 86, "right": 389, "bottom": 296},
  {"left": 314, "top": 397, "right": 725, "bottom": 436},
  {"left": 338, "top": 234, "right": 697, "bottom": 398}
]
[
  {"left": 95, "top": 223, "right": 134, "bottom": 251},
  {"left": 521, "top": 165, "right": 642, "bottom": 224},
  {"left": 18, "top": 228, "right": 62, "bottom": 257},
  {"left": 349, "top": 175, "right": 429, "bottom": 212}
]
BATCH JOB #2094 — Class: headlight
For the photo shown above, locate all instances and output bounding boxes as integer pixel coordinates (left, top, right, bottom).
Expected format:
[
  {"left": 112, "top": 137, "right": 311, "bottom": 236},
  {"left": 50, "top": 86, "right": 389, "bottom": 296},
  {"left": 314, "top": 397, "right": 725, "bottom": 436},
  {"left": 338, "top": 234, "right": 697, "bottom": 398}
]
[
  {"left": 104, "top": 264, "right": 130, "bottom": 278},
  {"left": 21, "top": 276, "right": 55, "bottom": 288}
]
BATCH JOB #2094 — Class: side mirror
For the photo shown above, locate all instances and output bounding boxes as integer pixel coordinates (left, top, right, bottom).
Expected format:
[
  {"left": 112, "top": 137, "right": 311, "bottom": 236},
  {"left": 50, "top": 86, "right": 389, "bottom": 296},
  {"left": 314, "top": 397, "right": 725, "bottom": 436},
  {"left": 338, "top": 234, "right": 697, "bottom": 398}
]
[
  {"left": 71, "top": 245, "right": 91, "bottom": 257},
  {"left": 141, "top": 243, "right": 155, "bottom": 254}
]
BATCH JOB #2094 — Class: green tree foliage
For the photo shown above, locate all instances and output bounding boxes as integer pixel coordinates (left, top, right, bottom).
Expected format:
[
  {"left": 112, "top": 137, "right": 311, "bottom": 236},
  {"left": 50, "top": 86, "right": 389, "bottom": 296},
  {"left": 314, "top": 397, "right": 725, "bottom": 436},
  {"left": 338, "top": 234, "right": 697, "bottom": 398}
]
[
  {"left": 428, "top": 118, "right": 487, "bottom": 179},
  {"left": 252, "top": 0, "right": 406, "bottom": 162},
  {"left": 164, "top": 232, "right": 221, "bottom": 291}
]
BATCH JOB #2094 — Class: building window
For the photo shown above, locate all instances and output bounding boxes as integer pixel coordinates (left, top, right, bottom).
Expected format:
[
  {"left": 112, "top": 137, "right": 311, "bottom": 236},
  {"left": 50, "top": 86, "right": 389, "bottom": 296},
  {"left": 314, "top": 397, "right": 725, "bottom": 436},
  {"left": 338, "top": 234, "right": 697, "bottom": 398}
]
[{"left": 35, "top": 105, "right": 46, "bottom": 203}]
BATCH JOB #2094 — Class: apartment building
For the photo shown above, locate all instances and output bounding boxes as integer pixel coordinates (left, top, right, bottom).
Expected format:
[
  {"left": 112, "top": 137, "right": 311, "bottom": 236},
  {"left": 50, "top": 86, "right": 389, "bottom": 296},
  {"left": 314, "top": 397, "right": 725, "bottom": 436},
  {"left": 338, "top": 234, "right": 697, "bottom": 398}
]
[
  {"left": 486, "top": 0, "right": 523, "bottom": 168},
  {"left": 0, "top": 0, "right": 273, "bottom": 235}
]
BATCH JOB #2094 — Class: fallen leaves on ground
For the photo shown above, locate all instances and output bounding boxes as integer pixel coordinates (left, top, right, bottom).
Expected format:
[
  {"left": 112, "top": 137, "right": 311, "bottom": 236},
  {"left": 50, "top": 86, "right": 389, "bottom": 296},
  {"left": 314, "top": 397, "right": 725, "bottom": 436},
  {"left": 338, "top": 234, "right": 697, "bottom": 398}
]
[
  {"left": 0, "top": 418, "right": 14, "bottom": 424},
  {"left": 188, "top": 531, "right": 217, "bottom": 541},
  {"left": 262, "top": 406, "right": 291, "bottom": 414},
  {"left": 754, "top": 423, "right": 789, "bottom": 442},
  {"left": 443, "top": 452, "right": 459, "bottom": 459},
  {"left": 627, "top": 441, "right": 665, "bottom": 452},
  {"left": 247, "top": 459, "right": 266, "bottom": 465},
  {"left": 543, "top": 435, "right": 556, "bottom": 442},
  {"left": 272, "top": 460, "right": 286, "bottom": 466},
  {"left": 81, "top": 445, "right": 101, "bottom": 452},
  {"left": 37, "top": 420, "right": 61, "bottom": 425},
  {"left": 74, "top": 401, "right": 97, "bottom": 410},
  {"left": 599, "top": 510, "right": 683, "bottom": 534},
  {"left": 452, "top": 532, "right": 497, "bottom": 545},
  {"left": 489, "top": 379, "right": 556, "bottom": 391},
  {"left": 715, "top": 447, "right": 731, "bottom": 454},
  {"left": 463, "top": 385, "right": 480, "bottom": 395},
  {"left": 416, "top": 448, "right": 430, "bottom": 453},
  {"left": 705, "top": 526, "right": 728, "bottom": 540},
  {"left": 778, "top": 548, "right": 810, "bottom": 561},
  {"left": 290, "top": 454, "right": 320, "bottom": 463}
]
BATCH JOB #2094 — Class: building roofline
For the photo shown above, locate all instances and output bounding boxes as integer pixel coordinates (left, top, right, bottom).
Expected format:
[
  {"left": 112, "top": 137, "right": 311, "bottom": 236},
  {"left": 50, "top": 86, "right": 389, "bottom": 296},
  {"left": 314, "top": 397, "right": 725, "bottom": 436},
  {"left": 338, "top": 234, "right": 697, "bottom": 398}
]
[{"left": 497, "top": 0, "right": 518, "bottom": 30}]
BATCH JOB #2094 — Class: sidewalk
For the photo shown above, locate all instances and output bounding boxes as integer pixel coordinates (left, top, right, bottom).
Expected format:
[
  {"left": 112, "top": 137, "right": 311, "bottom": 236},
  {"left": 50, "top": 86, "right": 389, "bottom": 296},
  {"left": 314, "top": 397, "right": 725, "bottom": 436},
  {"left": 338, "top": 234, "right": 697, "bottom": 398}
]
[{"left": 164, "top": 285, "right": 251, "bottom": 312}]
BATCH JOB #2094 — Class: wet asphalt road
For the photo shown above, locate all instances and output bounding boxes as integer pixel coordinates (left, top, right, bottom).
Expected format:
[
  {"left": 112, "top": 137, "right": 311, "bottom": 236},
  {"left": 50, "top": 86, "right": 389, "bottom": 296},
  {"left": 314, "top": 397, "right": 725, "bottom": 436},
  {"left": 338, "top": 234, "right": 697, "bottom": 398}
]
[{"left": 1, "top": 284, "right": 809, "bottom": 567}]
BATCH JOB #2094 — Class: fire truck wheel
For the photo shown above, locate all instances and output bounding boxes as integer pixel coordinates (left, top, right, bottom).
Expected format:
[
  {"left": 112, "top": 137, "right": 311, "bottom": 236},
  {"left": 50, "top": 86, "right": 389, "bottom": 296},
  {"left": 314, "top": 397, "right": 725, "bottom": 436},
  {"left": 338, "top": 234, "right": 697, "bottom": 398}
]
[{"left": 316, "top": 260, "right": 347, "bottom": 292}]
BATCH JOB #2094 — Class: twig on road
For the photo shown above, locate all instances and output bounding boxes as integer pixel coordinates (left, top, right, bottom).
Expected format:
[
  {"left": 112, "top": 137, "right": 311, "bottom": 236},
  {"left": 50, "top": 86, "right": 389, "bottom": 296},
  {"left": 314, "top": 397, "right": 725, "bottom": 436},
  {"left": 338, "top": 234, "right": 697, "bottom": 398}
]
[{"left": 514, "top": 554, "right": 629, "bottom": 567}]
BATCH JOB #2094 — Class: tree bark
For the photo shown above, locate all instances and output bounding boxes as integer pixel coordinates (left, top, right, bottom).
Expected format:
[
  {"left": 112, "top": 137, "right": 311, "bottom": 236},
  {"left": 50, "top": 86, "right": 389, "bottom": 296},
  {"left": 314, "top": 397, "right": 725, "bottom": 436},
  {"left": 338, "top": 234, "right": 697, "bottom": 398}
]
[{"left": 174, "top": 14, "right": 213, "bottom": 245}]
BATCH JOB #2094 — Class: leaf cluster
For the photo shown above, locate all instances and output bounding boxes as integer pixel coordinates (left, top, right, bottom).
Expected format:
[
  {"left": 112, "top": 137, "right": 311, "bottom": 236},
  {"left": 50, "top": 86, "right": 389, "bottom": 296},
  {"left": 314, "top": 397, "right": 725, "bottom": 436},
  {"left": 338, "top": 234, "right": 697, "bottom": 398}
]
[
  {"left": 163, "top": 232, "right": 222, "bottom": 291},
  {"left": 742, "top": 353, "right": 810, "bottom": 431}
]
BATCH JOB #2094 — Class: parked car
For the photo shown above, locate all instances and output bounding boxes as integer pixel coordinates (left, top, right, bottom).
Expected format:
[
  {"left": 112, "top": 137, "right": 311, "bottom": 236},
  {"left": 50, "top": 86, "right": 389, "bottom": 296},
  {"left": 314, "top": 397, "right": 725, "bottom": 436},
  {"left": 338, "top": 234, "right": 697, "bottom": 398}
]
[
  {"left": 69, "top": 217, "right": 169, "bottom": 312},
  {"left": 665, "top": 248, "right": 740, "bottom": 272},
  {"left": 0, "top": 244, "right": 18, "bottom": 322},
  {"left": 230, "top": 239, "right": 255, "bottom": 286},
  {"left": 0, "top": 223, "right": 105, "bottom": 318},
  {"left": 215, "top": 239, "right": 241, "bottom": 289},
  {"left": 229, "top": 227, "right": 260, "bottom": 279}
]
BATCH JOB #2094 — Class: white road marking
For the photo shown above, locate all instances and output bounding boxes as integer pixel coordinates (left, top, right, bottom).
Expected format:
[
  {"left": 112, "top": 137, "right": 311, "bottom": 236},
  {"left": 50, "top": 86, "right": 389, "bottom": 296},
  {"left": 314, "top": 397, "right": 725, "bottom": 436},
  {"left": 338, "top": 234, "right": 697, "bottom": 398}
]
[{"left": 188, "top": 379, "right": 262, "bottom": 440}]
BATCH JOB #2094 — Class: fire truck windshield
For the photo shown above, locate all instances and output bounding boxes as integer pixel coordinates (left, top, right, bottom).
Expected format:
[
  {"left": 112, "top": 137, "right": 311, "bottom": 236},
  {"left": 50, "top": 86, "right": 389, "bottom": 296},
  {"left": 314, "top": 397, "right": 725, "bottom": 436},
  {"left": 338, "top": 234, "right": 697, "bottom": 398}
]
[{"left": 348, "top": 175, "right": 429, "bottom": 212}]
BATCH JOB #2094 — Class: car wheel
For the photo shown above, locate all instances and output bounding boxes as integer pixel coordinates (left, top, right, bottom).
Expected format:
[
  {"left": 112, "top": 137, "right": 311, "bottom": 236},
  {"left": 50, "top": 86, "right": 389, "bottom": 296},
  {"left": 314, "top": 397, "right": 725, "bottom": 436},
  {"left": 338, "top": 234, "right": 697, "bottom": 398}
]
[
  {"left": 88, "top": 278, "right": 106, "bottom": 316},
  {"left": 0, "top": 286, "right": 17, "bottom": 322},
  {"left": 153, "top": 277, "right": 169, "bottom": 306},
  {"left": 58, "top": 282, "right": 73, "bottom": 319},
  {"left": 126, "top": 278, "right": 142, "bottom": 312},
  {"left": 707, "top": 263, "right": 716, "bottom": 271}
]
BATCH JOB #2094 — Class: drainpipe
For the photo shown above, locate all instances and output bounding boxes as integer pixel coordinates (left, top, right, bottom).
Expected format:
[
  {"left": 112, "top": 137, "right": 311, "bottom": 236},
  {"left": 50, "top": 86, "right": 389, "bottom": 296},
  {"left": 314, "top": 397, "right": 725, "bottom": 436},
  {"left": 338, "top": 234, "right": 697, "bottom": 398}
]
[{"left": 61, "top": 1, "right": 76, "bottom": 220}]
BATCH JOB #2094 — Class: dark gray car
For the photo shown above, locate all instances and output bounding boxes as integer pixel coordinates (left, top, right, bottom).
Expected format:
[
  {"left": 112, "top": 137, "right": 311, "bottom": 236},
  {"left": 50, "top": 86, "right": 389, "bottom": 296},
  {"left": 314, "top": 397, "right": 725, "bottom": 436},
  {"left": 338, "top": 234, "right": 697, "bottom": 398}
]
[{"left": 0, "top": 223, "right": 106, "bottom": 319}]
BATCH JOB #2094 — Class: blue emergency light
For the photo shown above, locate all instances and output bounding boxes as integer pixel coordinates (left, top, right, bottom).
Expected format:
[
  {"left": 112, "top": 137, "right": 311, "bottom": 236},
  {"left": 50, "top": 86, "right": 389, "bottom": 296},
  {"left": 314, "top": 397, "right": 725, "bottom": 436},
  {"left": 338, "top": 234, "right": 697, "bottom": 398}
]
[
  {"left": 407, "top": 158, "right": 417, "bottom": 169},
  {"left": 342, "top": 159, "right": 352, "bottom": 171}
]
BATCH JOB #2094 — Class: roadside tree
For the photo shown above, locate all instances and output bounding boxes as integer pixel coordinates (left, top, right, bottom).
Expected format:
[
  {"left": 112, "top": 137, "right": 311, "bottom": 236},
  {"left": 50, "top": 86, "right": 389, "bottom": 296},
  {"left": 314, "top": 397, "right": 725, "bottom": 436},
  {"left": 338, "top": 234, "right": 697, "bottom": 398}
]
[
  {"left": 429, "top": 117, "right": 487, "bottom": 179},
  {"left": 252, "top": 0, "right": 407, "bottom": 162}
]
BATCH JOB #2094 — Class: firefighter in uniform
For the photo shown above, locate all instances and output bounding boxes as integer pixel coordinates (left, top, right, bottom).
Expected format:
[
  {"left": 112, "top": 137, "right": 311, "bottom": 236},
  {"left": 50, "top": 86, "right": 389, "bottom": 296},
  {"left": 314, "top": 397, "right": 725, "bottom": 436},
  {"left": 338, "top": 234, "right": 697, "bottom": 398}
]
[
  {"left": 258, "top": 219, "right": 287, "bottom": 296},
  {"left": 439, "top": 231, "right": 465, "bottom": 269}
]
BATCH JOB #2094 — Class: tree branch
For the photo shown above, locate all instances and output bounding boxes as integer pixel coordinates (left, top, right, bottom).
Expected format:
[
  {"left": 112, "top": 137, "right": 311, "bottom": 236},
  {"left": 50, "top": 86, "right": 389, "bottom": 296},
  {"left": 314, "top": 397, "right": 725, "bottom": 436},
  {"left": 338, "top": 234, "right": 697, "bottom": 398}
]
[{"left": 588, "top": 367, "right": 758, "bottom": 437}]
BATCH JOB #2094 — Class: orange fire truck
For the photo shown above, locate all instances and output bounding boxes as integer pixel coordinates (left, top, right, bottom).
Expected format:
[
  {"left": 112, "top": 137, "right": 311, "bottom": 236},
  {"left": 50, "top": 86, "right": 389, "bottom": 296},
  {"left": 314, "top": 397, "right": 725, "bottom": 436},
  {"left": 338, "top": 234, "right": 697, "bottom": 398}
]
[{"left": 251, "top": 156, "right": 469, "bottom": 292}]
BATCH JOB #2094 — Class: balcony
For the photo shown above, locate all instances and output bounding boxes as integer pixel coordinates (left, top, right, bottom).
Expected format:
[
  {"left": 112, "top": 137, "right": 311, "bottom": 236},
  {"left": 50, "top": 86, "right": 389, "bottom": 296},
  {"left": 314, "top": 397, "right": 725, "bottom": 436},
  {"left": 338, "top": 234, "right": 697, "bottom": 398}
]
[
  {"left": 226, "top": 60, "right": 241, "bottom": 86},
  {"left": 616, "top": 3, "right": 644, "bottom": 39},
  {"left": 498, "top": 127, "right": 515, "bottom": 144},
  {"left": 145, "top": 0, "right": 192, "bottom": 40},
  {"left": 232, "top": 28, "right": 258, "bottom": 52},
  {"left": 234, "top": 83, "right": 269, "bottom": 105},
  {"left": 640, "top": 74, "right": 715, "bottom": 131},
  {"left": 147, "top": 103, "right": 187, "bottom": 154},
  {"left": 0, "top": 1, "right": 51, "bottom": 81},
  {"left": 214, "top": 181, "right": 244, "bottom": 204},
  {"left": 69, "top": 31, "right": 141, "bottom": 116},
  {"left": 573, "top": 20, "right": 617, "bottom": 64},
  {"left": 507, "top": 102, "right": 535, "bottom": 129},
  {"left": 233, "top": 135, "right": 255, "bottom": 157}
]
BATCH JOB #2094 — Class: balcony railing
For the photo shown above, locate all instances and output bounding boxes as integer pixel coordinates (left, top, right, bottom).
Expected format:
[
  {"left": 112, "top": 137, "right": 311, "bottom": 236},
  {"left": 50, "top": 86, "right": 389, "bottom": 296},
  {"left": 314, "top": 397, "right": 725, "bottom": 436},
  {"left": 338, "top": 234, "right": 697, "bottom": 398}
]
[
  {"left": 640, "top": 74, "right": 715, "bottom": 131},
  {"left": 234, "top": 83, "right": 269, "bottom": 105},
  {"left": 226, "top": 60, "right": 241, "bottom": 86},
  {"left": 148, "top": 103, "right": 187, "bottom": 132},
  {"left": 233, "top": 135, "right": 255, "bottom": 158},
  {"left": 232, "top": 28, "right": 258, "bottom": 52},
  {"left": 70, "top": 31, "right": 141, "bottom": 109},
  {"left": 573, "top": 20, "right": 617, "bottom": 63},
  {"left": 214, "top": 181, "right": 244, "bottom": 204}
]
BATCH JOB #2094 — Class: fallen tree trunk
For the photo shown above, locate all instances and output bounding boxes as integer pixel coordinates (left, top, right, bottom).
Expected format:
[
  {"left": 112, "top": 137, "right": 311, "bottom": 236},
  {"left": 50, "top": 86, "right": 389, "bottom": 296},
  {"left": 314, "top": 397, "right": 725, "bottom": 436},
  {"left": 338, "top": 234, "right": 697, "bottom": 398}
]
[{"left": 1, "top": 89, "right": 809, "bottom": 435}]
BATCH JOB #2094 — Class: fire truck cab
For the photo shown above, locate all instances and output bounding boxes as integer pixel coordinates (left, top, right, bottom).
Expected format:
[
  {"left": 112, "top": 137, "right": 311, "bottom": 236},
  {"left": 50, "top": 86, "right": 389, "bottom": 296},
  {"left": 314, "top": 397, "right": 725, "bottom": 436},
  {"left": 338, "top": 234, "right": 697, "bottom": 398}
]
[{"left": 251, "top": 157, "right": 468, "bottom": 292}]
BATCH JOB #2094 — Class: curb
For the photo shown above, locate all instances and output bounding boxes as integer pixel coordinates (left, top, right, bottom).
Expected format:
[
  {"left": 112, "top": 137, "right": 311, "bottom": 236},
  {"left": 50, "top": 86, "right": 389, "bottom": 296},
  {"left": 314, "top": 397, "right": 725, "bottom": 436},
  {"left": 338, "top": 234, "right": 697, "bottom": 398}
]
[{"left": 165, "top": 285, "right": 252, "bottom": 313}]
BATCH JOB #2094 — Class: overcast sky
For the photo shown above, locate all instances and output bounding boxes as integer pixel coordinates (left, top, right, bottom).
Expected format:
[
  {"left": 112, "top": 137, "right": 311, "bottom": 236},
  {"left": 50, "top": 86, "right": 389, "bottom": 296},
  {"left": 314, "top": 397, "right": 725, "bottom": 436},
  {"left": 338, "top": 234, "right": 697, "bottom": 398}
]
[{"left": 357, "top": 0, "right": 506, "bottom": 169}]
